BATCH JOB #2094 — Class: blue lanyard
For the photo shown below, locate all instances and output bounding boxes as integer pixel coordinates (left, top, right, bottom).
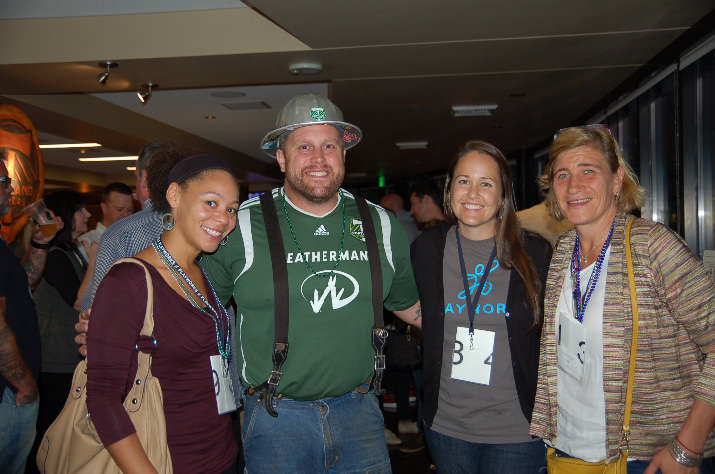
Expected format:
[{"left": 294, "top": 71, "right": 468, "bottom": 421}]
[
  {"left": 570, "top": 218, "right": 615, "bottom": 323},
  {"left": 455, "top": 229, "right": 497, "bottom": 338},
  {"left": 153, "top": 238, "right": 231, "bottom": 359}
]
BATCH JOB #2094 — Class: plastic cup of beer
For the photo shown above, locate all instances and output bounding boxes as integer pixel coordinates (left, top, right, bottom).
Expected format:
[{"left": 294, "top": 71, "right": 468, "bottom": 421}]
[{"left": 22, "top": 199, "right": 58, "bottom": 238}]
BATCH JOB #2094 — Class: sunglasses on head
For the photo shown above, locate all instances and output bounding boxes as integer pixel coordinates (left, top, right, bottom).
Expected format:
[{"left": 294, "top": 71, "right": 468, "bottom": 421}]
[
  {"left": 553, "top": 123, "right": 612, "bottom": 140},
  {"left": 0, "top": 176, "right": 11, "bottom": 189}
]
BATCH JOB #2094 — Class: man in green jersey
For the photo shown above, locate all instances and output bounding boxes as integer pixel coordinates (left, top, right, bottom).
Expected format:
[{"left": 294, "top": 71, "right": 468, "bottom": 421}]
[{"left": 201, "top": 94, "right": 422, "bottom": 473}]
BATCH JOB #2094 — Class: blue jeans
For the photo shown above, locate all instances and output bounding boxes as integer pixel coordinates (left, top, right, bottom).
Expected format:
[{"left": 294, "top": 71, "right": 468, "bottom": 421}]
[
  {"left": 0, "top": 386, "right": 40, "bottom": 474},
  {"left": 424, "top": 423, "right": 546, "bottom": 474},
  {"left": 243, "top": 385, "right": 390, "bottom": 473}
]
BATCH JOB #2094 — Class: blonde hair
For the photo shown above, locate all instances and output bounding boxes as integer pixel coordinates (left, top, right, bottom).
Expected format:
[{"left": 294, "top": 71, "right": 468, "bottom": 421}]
[{"left": 538, "top": 126, "right": 644, "bottom": 221}]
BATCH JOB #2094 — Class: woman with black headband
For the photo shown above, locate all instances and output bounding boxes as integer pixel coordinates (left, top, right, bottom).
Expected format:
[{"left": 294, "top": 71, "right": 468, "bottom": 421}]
[{"left": 86, "top": 155, "right": 240, "bottom": 473}]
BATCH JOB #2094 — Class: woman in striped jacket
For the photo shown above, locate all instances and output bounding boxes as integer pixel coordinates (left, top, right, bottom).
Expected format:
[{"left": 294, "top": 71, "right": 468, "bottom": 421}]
[{"left": 530, "top": 125, "right": 715, "bottom": 473}]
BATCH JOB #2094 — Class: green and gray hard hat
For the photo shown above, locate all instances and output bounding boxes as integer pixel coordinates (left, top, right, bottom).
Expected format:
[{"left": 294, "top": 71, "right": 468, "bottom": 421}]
[{"left": 260, "top": 93, "right": 362, "bottom": 158}]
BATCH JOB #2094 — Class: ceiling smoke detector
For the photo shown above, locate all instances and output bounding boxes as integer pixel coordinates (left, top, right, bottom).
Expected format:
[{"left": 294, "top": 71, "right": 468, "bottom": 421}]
[
  {"left": 451, "top": 104, "right": 498, "bottom": 117},
  {"left": 288, "top": 62, "right": 323, "bottom": 75}
]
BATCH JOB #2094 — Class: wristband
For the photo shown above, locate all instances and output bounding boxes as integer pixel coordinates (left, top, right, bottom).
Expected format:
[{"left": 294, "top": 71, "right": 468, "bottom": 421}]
[
  {"left": 676, "top": 434, "right": 702, "bottom": 456},
  {"left": 30, "top": 240, "right": 51, "bottom": 250},
  {"left": 668, "top": 438, "right": 702, "bottom": 467}
]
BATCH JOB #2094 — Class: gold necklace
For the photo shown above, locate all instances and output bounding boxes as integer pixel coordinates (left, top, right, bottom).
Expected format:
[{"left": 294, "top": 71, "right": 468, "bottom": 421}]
[{"left": 579, "top": 233, "right": 609, "bottom": 265}]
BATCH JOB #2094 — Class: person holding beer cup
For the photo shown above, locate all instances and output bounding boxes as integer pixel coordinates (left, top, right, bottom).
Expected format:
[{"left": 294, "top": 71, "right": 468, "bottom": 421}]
[{"left": 32, "top": 190, "right": 96, "bottom": 447}]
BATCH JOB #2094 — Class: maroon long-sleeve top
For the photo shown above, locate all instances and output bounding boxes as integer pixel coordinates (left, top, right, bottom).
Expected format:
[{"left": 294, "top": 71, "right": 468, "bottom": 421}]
[{"left": 86, "top": 259, "right": 237, "bottom": 474}]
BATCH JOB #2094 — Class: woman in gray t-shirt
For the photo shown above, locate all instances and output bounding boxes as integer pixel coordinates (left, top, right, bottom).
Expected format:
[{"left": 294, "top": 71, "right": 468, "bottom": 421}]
[{"left": 411, "top": 140, "right": 551, "bottom": 473}]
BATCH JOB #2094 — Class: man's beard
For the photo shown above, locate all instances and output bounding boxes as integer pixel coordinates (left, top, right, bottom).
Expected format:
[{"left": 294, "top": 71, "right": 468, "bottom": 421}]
[{"left": 284, "top": 166, "right": 344, "bottom": 204}]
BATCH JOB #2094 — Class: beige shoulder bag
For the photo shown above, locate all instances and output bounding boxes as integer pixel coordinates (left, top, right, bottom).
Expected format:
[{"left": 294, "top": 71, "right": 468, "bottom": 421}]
[{"left": 36, "top": 258, "right": 173, "bottom": 473}]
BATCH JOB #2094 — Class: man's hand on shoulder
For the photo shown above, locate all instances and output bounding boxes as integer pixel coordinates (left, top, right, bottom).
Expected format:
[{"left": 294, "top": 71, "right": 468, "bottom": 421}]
[{"left": 75, "top": 307, "right": 91, "bottom": 357}]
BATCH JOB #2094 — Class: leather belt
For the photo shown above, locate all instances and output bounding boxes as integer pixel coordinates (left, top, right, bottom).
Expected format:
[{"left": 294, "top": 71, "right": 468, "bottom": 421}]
[{"left": 246, "top": 378, "right": 373, "bottom": 399}]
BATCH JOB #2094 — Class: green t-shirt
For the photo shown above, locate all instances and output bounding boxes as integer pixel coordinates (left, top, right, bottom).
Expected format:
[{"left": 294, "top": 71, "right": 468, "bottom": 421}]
[{"left": 202, "top": 188, "right": 419, "bottom": 400}]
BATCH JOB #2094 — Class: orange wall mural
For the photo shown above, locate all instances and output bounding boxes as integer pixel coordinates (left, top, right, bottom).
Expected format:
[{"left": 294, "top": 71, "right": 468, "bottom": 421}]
[{"left": 0, "top": 104, "right": 44, "bottom": 244}]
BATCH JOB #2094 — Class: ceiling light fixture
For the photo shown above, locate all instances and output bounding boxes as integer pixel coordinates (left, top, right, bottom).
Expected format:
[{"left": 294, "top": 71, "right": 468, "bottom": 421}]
[
  {"left": 137, "top": 82, "right": 158, "bottom": 105},
  {"left": 451, "top": 104, "right": 498, "bottom": 117},
  {"left": 210, "top": 91, "right": 246, "bottom": 99},
  {"left": 78, "top": 156, "right": 138, "bottom": 162},
  {"left": 288, "top": 62, "right": 323, "bottom": 75},
  {"left": 395, "top": 141, "right": 428, "bottom": 150},
  {"left": 40, "top": 143, "right": 101, "bottom": 149},
  {"left": 97, "top": 61, "right": 118, "bottom": 84},
  {"left": 127, "top": 166, "right": 137, "bottom": 171}
]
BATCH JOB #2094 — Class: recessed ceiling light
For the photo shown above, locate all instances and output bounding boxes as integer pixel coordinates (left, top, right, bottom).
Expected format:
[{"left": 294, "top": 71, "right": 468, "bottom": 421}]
[
  {"left": 221, "top": 101, "right": 271, "bottom": 111},
  {"left": 40, "top": 143, "right": 102, "bottom": 149},
  {"left": 127, "top": 166, "right": 137, "bottom": 171},
  {"left": 205, "top": 115, "right": 216, "bottom": 120},
  {"left": 395, "top": 141, "right": 428, "bottom": 150},
  {"left": 451, "top": 104, "right": 498, "bottom": 117},
  {"left": 210, "top": 91, "right": 246, "bottom": 99},
  {"left": 288, "top": 62, "right": 323, "bottom": 75},
  {"left": 78, "top": 156, "right": 138, "bottom": 162}
]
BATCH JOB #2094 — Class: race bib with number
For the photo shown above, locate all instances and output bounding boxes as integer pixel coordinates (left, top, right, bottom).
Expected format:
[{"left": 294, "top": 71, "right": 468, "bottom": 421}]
[
  {"left": 557, "top": 311, "right": 587, "bottom": 380},
  {"left": 450, "top": 326, "right": 495, "bottom": 385},
  {"left": 210, "top": 355, "right": 237, "bottom": 415}
]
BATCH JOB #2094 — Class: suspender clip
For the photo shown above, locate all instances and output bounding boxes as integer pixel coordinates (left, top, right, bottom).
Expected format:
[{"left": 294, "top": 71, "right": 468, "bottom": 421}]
[
  {"left": 263, "top": 342, "right": 289, "bottom": 417},
  {"left": 371, "top": 328, "right": 388, "bottom": 396}
]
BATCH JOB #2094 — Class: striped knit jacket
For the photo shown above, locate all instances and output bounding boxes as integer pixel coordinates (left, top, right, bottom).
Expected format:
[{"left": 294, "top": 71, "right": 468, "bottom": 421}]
[{"left": 530, "top": 213, "right": 715, "bottom": 461}]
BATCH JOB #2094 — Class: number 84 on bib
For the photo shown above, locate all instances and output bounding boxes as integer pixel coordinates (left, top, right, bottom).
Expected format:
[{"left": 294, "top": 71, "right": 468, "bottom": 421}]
[{"left": 450, "top": 326, "right": 495, "bottom": 385}]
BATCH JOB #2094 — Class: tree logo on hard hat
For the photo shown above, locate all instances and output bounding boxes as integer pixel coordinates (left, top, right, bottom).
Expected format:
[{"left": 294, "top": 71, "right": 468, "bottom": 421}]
[{"left": 310, "top": 107, "right": 326, "bottom": 121}]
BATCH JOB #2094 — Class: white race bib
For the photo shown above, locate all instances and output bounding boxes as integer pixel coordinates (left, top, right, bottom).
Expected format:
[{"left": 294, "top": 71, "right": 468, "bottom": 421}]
[
  {"left": 557, "top": 311, "right": 587, "bottom": 380},
  {"left": 450, "top": 326, "right": 495, "bottom": 385},
  {"left": 210, "top": 355, "right": 237, "bottom": 415}
]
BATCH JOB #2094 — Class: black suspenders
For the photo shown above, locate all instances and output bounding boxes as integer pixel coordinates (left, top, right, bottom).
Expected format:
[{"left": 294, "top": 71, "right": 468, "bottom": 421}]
[
  {"left": 258, "top": 192, "right": 290, "bottom": 416},
  {"left": 257, "top": 191, "right": 388, "bottom": 416},
  {"left": 355, "top": 195, "right": 388, "bottom": 397}
]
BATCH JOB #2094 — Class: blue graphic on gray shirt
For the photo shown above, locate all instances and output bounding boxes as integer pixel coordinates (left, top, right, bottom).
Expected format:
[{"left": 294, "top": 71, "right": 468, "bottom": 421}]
[{"left": 445, "top": 259, "right": 506, "bottom": 316}]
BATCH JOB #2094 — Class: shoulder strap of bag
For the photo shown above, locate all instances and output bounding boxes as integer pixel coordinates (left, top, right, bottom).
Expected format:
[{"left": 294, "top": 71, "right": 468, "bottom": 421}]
[
  {"left": 259, "top": 192, "right": 289, "bottom": 417},
  {"left": 114, "top": 257, "right": 155, "bottom": 337},
  {"left": 112, "top": 257, "right": 156, "bottom": 414},
  {"left": 623, "top": 217, "right": 638, "bottom": 449},
  {"left": 355, "top": 196, "right": 388, "bottom": 395}
]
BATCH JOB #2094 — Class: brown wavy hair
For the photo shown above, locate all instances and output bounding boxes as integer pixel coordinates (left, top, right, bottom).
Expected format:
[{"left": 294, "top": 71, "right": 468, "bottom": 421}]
[
  {"left": 538, "top": 126, "right": 644, "bottom": 221},
  {"left": 444, "top": 140, "right": 543, "bottom": 327},
  {"left": 146, "top": 144, "right": 200, "bottom": 214}
]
